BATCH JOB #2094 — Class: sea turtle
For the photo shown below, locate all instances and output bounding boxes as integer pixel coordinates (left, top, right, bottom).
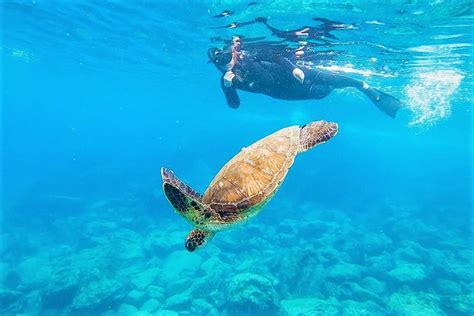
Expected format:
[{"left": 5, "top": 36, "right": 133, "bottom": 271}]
[{"left": 161, "top": 120, "right": 338, "bottom": 251}]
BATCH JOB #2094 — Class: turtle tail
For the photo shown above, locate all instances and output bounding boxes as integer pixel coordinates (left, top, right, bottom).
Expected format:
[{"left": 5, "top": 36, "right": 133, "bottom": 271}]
[{"left": 298, "top": 121, "right": 338, "bottom": 153}]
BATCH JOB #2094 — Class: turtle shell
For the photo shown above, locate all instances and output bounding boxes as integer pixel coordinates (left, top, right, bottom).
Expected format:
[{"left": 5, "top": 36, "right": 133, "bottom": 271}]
[{"left": 202, "top": 126, "right": 300, "bottom": 215}]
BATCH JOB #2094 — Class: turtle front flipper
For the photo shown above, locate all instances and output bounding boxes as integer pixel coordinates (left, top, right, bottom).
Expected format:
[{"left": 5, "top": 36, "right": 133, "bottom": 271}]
[
  {"left": 184, "top": 228, "right": 215, "bottom": 252},
  {"left": 298, "top": 121, "right": 338, "bottom": 153},
  {"left": 161, "top": 167, "right": 212, "bottom": 227}
]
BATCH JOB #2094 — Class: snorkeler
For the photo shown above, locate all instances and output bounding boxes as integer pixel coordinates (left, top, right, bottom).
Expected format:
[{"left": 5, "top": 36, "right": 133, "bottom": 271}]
[
  {"left": 220, "top": 37, "right": 306, "bottom": 104},
  {"left": 208, "top": 41, "right": 403, "bottom": 118}
]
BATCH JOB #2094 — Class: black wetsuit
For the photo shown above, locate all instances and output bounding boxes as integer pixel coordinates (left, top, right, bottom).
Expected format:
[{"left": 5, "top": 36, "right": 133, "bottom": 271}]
[{"left": 209, "top": 46, "right": 402, "bottom": 118}]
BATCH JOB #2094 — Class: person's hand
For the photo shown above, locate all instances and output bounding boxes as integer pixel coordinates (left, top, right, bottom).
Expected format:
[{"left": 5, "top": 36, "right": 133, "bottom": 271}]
[
  {"left": 224, "top": 71, "right": 236, "bottom": 87},
  {"left": 292, "top": 68, "right": 305, "bottom": 84}
]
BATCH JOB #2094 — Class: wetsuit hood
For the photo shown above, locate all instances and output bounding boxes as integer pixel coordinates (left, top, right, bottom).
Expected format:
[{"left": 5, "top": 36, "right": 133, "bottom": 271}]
[{"left": 208, "top": 47, "right": 231, "bottom": 73}]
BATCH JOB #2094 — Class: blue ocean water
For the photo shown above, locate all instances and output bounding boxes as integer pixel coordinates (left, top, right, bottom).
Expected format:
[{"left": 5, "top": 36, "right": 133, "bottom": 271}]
[{"left": 1, "top": 1, "right": 473, "bottom": 315}]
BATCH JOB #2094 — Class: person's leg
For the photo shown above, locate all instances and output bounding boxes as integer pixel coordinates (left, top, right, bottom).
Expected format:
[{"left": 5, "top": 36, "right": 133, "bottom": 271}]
[{"left": 312, "top": 70, "right": 403, "bottom": 118}]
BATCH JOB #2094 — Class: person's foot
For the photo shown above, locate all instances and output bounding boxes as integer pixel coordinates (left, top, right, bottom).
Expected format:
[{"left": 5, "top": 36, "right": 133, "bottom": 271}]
[
  {"left": 292, "top": 68, "right": 305, "bottom": 83},
  {"left": 224, "top": 71, "right": 236, "bottom": 87}
]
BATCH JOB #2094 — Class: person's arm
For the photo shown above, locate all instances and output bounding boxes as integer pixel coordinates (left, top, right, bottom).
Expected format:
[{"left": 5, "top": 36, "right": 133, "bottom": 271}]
[
  {"left": 220, "top": 76, "right": 240, "bottom": 108},
  {"left": 273, "top": 55, "right": 305, "bottom": 83}
]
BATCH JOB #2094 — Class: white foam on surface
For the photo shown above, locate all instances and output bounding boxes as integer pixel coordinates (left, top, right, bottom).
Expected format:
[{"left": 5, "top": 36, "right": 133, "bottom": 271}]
[
  {"left": 405, "top": 69, "right": 464, "bottom": 126},
  {"left": 315, "top": 64, "right": 396, "bottom": 78}
]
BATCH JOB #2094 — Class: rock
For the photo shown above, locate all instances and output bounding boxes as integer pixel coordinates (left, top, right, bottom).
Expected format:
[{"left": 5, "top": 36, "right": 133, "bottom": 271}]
[
  {"left": 394, "top": 241, "right": 427, "bottom": 263},
  {"left": 200, "top": 256, "right": 232, "bottom": 283},
  {"left": 322, "top": 282, "right": 346, "bottom": 299},
  {"left": 131, "top": 311, "right": 152, "bottom": 316},
  {"left": 341, "top": 300, "right": 384, "bottom": 315},
  {"left": 209, "top": 289, "right": 226, "bottom": 308},
  {"left": 131, "top": 268, "right": 161, "bottom": 290},
  {"left": 16, "top": 257, "right": 53, "bottom": 288},
  {"left": 227, "top": 273, "right": 279, "bottom": 314},
  {"left": 299, "top": 220, "right": 329, "bottom": 237},
  {"left": 281, "top": 297, "right": 339, "bottom": 316},
  {"left": 144, "top": 230, "right": 184, "bottom": 254},
  {"left": 434, "top": 255, "right": 473, "bottom": 282},
  {"left": 388, "top": 262, "right": 427, "bottom": 282},
  {"left": 436, "top": 279, "right": 463, "bottom": 296},
  {"left": 72, "top": 278, "right": 124, "bottom": 310},
  {"left": 316, "top": 247, "right": 340, "bottom": 266},
  {"left": 153, "top": 310, "right": 179, "bottom": 316},
  {"left": 23, "top": 290, "right": 43, "bottom": 315},
  {"left": 360, "top": 232, "right": 392, "bottom": 255},
  {"left": 360, "top": 277, "right": 386, "bottom": 295},
  {"left": 338, "top": 282, "right": 382, "bottom": 305},
  {"left": 367, "top": 253, "right": 394, "bottom": 274},
  {"left": 327, "top": 262, "right": 362, "bottom": 281},
  {"left": 447, "top": 292, "right": 474, "bottom": 314},
  {"left": 43, "top": 268, "right": 80, "bottom": 307},
  {"left": 388, "top": 292, "right": 443, "bottom": 315},
  {"left": 278, "top": 219, "right": 298, "bottom": 235},
  {"left": 191, "top": 299, "right": 218, "bottom": 316},
  {"left": 126, "top": 289, "right": 147, "bottom": 305},
  {"left": 0, "top": 288, "right": 25, "bottom": 314},
  {"left": 165, "top": 292, "right": 192, "bottom": 309},
  {"left": 90, "top": 229, "right": 144, "bottom": 261},
  {"left": 118, "top": 303, "right": 138, "bottom": 315},
  {"left": 147, "top": 285, "right": 164, "bottom": 300},
  {"left": 161, "top": 251, "right": 202, "bottom": 283},
  {"left": 278, "top": 233, "right": 298, "bottom": 247},
  {"left": 387, "top": 217, "right": 438, "bottom": 245},
  {"left": 141, "top": 298, "right": 161, "bottom": 313},
  {"left": 166, "top": 277, "right": 190, "bottom": 294}
]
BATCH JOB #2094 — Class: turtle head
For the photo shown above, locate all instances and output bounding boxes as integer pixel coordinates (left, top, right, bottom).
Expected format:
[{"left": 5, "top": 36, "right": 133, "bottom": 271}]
[
  {"left": 208, "top": 47, "right": 231, "bottom": 73},
  {"left": 298, "top": 121, "right": 339, "bottom": 153},
  {"left": 185, "top": 229, "right": 215, "bottom": 252}
]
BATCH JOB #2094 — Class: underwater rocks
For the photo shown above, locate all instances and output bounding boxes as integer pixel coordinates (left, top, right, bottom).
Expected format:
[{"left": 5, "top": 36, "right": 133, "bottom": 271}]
[
  {"left": 281, "top": 297, "right": 339, "bottom": 316},
  {"left": 72, "top": 278, "right": 124, "bottom": 310},
  {"left": 436, "top": 279, "right": 463, "bottom": 296},
  {"left": 388, "top": 291, "right": 443, "bottom": 315},
  {"left": 42, "top": 267, "right": 80, "bottom": 307},
  {"left": 360, "top": 232, "right": 393, "bottom": 255},
  {"left": 144, "top": 229, "right": 185, "bottom": 254},
  {"left": 341, "top": 299, "right": 385, "bottom": 315},
  {"left": 227, "top": 273, "right": 280, "bottom": 314},
  {"left": 190, "top": 299, "right": 219, "bottom": 316},
  {"left": 126, "top": 289, "right": 147, "bottom": 305},
  {"left": 2, "top": 199, "right": 473, "bottom": 315},
  {"left": 446, "top": 292, "right": 474, "bottom": 314},
  {"left": 360, "top": 276, "right": 386, "bottom": 295},
  {"left": 161, "top": 251, "right": 202, "bottom": 283},
  {"left": 388, "top": 262, "right": 428, "bottom": 283},
  {"left": 130, "top": 268, "right": 161, "bottom": 291},
  {"left": 0, "top": 289, "right": 25, "bottom": 314},
  {"left": 141, "top": 298, "right": 161, "bottom": 313},
  {"left": 118, "top": 303, "right": 138, "bottom": 315},
  {"left": 327, "top": 262, "right": 363, "bottom": 282}
]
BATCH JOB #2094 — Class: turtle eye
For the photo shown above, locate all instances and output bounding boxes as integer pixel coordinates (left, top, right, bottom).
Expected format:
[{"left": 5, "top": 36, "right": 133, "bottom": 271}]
[{"left": 185, "top": 241, "right": 196, "bottom": 252}]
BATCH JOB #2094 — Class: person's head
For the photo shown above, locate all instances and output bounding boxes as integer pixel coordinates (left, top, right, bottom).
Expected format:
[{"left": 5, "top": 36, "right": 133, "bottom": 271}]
[{"left": 208, "top": 47, "right": 232, "bottom": 73}]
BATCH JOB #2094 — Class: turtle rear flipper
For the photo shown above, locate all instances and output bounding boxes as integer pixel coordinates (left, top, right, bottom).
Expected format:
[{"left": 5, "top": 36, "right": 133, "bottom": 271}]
[
  {"left": 185, "top": 228, "right": 215, "bottom": 252},
  {"left": 161, "top": 168, "right": 211, "bottom": 226},
  {"left": 299, "top": 121, "right": 338, "bottom": 153}
]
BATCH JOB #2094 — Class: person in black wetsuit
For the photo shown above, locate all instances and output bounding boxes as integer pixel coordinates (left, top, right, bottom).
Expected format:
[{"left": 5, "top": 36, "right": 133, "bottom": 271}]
[{"left": 208, "top": 40, "right": 403, "bottom": 118}]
